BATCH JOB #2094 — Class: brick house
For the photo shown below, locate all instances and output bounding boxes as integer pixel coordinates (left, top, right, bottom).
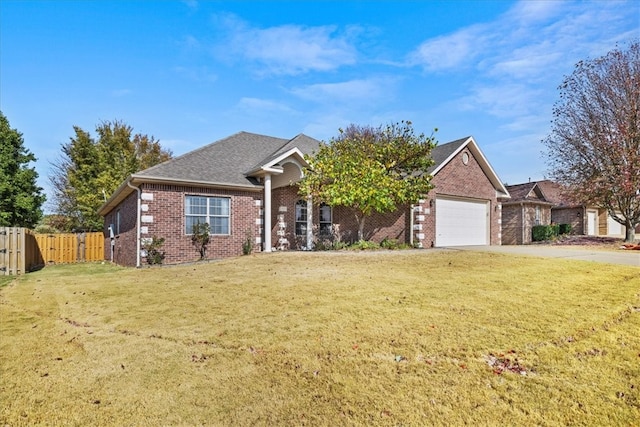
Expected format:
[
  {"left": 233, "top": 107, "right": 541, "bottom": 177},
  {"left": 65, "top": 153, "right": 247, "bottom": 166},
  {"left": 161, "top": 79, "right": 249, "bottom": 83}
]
[
  {"left": 536, "top": 180, "right": 632, "bottom": 238},
  {"left": 98, "top": 132, "right": 509, "bottom": 266},
  {"left": 501, "top": 179, "right": 630, "bottom": 243},
  {"left": 500, "top": 182, "right": 553, "bottom": 245}
]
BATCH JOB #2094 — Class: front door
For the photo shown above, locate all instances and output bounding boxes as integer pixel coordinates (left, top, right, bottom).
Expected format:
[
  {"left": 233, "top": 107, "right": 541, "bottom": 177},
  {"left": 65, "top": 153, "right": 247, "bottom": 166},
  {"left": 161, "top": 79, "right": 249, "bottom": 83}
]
[{"left": 586, "top": 211, "right": 597, "bottom": 236}]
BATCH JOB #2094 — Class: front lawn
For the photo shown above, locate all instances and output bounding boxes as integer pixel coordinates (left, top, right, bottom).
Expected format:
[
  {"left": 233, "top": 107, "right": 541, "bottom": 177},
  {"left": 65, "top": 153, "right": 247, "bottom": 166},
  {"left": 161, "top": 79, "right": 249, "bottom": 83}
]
[{"left": 1, "top": 250, "right": 638, "bottom": 425}]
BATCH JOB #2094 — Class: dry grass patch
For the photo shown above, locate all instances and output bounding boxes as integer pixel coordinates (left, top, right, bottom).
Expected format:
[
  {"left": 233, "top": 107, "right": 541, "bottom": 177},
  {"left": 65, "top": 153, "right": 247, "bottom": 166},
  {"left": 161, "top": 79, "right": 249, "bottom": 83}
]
[{"left": 1, "top": 251, "right": 639, "bottom": 426}]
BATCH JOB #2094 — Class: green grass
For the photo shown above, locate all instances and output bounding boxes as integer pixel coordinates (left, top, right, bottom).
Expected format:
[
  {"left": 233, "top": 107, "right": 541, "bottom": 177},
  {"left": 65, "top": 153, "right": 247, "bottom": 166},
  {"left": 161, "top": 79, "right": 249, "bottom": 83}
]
[{"left": 1, "top": 251, "right": 639, "bottom": 426}]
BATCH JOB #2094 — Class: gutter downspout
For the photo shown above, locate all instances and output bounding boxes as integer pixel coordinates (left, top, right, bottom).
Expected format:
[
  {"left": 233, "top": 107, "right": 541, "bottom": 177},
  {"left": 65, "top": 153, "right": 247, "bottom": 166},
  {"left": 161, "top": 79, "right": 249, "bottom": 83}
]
[{"left": 127, "top": 181, "right": 142, "bottom": 268}]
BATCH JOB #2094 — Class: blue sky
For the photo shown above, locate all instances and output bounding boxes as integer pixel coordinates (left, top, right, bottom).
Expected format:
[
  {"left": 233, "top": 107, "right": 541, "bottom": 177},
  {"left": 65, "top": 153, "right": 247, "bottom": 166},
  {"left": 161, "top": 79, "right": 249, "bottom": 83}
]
[{"left": 1, "top": 1, "right": 638, "bottom": 211}]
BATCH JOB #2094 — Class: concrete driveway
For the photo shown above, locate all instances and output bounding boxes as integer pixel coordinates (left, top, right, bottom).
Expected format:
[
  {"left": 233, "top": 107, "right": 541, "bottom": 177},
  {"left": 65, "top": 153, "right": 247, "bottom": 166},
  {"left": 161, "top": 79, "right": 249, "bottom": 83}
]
[{"left": 451, "top": 245, "right": 640, "bottom": 267}]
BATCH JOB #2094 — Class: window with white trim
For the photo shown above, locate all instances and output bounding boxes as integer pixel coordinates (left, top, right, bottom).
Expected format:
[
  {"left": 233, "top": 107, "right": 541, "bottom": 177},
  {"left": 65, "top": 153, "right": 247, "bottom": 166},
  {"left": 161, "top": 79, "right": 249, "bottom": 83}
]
[
  {"left": 185, "top": 195, "right": 230, "bottom": 235},
  {"left": 295, "top": 200, "right": 307, "bottom": 236},
  {"left": 535, "top": 206, "right": 541, "bottom": 225},
  {"left": 319, "top": 203, "right": 332, "bottom": 235}
]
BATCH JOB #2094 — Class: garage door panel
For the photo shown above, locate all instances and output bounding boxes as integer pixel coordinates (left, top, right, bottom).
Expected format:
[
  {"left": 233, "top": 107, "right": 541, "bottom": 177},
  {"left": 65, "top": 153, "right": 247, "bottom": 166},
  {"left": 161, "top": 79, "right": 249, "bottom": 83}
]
[{"left": 436, "top": 198, "right": 488, "bottom": 246}]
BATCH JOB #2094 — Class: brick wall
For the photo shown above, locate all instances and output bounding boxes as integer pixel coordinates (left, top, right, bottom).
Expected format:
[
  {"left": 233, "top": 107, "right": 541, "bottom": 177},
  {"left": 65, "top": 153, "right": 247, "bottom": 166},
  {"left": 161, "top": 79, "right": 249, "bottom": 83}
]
[
  {"left": 551, "top": 207, "right": 583, "bottom": 235},
  {"left": 417, "top": 147, "right": 502, "bottom": 247},
  {"left": 143, "top": 183, "right": 263, "bottom": 264},
  {"left": 501, "top": 204, "right": 523, "bottom": 245},
  {"left": 104, "top": 184, "right": 263, "bottom": 266},
  {"left": 503, "top": 203, "right": 553, "bottom": 245},
  {"left": 271, "top": 186, "right": 302, "bottom": 250},
  {"left": 332, "top": 206, "right": 409, "bottom": 244},
  {"left": 270, "top": 185, "right": 409, "bottom": 248},
  {"left": 103, "top": 191, "right": 139, "bottom": 267}
]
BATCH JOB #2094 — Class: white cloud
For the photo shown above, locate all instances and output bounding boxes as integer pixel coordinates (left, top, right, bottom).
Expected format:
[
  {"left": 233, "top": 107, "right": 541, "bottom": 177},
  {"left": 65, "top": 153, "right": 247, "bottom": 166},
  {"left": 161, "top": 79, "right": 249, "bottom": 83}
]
[
  {"left": 111, "top": 89, "right": 132, "bottom": 97},
  {"left": 236, "top": 97, "right": 296, "bottom": 114},
  {"left": 290, "top": 77, "right": 396, "bottom": 104},
  {"left": 181, "top": 0, "right": 198, "bottom": 11},
  {"left": 212, "top": 13, "right": 357, "bottom": 75},
  {"left": 410, "top": 0, "right": 637, "bottom": 126},
  {"left": 408, "top": 26, "right": 487, "bottom": 71},
  {"left": 173, "top": 66, "right": 218, "bottom": 83}
]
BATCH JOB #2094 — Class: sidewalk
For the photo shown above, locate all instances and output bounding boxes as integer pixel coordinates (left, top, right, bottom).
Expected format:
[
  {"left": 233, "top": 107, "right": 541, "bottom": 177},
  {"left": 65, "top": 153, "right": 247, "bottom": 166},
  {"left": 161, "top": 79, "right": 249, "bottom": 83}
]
[{"left": 452, "top": 245, "right": 640, "bottom": 267}]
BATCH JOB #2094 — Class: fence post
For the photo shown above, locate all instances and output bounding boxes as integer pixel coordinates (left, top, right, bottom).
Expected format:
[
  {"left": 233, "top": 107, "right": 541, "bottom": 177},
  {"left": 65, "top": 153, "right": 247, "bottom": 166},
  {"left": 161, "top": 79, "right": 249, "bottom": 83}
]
[
  {"left": 0, "top": 227, "right": 8, "bottom": 276},
  {"left": 77, "top": 232, "right": 85, "bottom": 262}
]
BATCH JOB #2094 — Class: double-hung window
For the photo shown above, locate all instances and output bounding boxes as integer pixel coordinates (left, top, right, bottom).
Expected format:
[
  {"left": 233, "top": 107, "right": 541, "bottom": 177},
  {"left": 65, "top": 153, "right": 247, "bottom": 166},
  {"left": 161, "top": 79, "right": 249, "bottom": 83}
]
[
  {"left": 185, "top": 196, "right": 230, "bottom": 235},
  {"left": 295, "top": 200, "right": 307, "bottom": 236},
  {"left": 319, "top": 203, "right": 332, "bottom": 235}
]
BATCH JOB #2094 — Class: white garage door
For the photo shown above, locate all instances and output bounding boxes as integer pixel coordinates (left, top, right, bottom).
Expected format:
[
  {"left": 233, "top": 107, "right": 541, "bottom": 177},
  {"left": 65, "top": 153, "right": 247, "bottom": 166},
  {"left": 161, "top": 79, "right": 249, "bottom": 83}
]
[
  {"left": 607, "top": 214, "right": 624, "bottom": 237},
  {"left": 436, "top": 197, "right": 489, "bottom": 246}
]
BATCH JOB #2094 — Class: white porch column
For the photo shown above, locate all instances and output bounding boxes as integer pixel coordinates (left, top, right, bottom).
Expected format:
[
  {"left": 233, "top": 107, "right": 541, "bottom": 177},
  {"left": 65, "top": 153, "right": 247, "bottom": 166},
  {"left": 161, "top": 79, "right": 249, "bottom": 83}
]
[
  {"left": 264, "top": 173, "right": 272, "bottom": 252},
  {"left": 306, "top": 196, "right": 313, "bottom": 250}
]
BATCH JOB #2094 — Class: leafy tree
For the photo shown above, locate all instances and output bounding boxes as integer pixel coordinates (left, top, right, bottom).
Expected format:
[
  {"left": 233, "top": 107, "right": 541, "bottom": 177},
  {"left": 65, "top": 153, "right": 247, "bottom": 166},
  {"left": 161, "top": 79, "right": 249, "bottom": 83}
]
[
  {"left": 0, "top": 112, "right": 46, "bottom": 228},
  {"left": 299, "top": 121, "right": 437, "bottom": 241},
  {"left": 543, "top": 41, "right": 640, "bottom": 242},
  {"left": 50, "top": 120, "right": 172, "bottom": 231}
]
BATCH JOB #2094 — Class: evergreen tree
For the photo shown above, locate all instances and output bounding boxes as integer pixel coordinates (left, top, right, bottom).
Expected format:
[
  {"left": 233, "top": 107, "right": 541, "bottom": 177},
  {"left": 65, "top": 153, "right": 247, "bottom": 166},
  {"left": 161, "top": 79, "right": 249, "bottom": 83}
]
[{"left": 0, "top": 112, "right": 46, "bottom": 228}]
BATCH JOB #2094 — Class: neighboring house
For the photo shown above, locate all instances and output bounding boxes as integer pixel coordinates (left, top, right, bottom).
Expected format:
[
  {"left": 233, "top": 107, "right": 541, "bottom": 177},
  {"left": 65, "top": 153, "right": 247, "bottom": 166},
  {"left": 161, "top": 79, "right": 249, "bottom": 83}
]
[
  {"left": 501, "top": 179, "right": 629, "bottom": 243},
  {"left": 500, "top": 182, "right": 554, "bottom": 245},
  {"left": 536, "top": 180, "right": 628, "bottom": 238},
  {"left": 98, "top": 132, "right": 509, "bottom": 266}
]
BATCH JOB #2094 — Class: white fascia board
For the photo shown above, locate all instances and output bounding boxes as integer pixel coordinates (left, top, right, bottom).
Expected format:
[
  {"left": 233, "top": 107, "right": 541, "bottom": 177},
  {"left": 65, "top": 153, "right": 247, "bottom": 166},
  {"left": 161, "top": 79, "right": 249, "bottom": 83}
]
[
  {"left": 264, "top": 148, "right": 309, "bottom": 170},
  {"left": 430, "top": 137, "right": 472, "bottom": 177},
  {"left": 465, "top": 139, "right": 509, "bottom": 196},
  {"left": 246, "top": 148, "right": 309, "bottom": 177},
  {"left": 432, "top": 136, "right": 510, "bottom": 197}
]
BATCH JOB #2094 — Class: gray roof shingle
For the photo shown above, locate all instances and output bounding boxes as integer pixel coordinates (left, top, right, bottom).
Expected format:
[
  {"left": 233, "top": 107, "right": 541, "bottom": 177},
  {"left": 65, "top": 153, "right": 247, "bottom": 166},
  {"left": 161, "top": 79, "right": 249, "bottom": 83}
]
[
  {"left": 135, "top": 131, "right": 320, "bottom": 188},
  {"left": 427, "top": 137, "right": 469, "bottom": 174}
]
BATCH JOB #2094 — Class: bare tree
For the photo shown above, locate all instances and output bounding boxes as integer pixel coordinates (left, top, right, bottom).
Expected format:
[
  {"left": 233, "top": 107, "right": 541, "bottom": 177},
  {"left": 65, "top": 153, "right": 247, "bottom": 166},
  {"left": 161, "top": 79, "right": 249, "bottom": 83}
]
[{"left": 543, "top": 41, "right": 640, "bottom": 242}]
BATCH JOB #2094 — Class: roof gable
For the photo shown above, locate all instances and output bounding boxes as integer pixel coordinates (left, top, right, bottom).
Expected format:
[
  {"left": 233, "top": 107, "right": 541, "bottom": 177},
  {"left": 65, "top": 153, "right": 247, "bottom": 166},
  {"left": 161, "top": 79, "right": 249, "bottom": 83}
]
[
  {"left": 430, "top": 136, "right": 509, "bottom": 197},
  {"left": 504, "top": 182, "right": 551, "bottom": 204}
]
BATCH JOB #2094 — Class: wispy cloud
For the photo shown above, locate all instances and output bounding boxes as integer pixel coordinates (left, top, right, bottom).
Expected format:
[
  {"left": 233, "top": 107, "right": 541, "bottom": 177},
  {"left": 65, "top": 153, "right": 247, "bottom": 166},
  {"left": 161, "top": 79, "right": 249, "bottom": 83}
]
[
  {"left": 409, "top": 0, "right": 638, "bottom": 120},
  {"left": 408, "top": 25, "right": 487, "bottom": 71},
  {"left": 212, "top": 13, "right": 358, "bottom": 75},
  {"left": 181, "top": 0, "right": 198, "bottom": 11},
  {"left": 290, "top": 77, "right": 396, "bottom": 104},
  {"left": 235, "top": 97, "right": 296, "bottom": 114},
  {"left": 111, "top": 89, "right": 132, "bottom": 97},
  {"left": 173, "top": 66, "right": 218, "bottom": 83}
]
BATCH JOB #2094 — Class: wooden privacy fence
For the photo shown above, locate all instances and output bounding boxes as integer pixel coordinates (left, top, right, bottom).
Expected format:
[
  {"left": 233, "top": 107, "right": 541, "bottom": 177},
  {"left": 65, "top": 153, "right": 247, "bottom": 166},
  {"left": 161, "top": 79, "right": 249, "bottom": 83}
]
[{"left": 0, "top": 227, "right": 105, "bottom": 275}]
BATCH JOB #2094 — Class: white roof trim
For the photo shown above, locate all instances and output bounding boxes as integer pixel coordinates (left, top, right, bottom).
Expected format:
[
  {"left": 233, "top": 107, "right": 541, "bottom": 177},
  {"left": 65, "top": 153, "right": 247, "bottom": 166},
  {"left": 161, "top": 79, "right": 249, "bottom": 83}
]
[
  {"left": 432, "top": 136, "right": 510, "bottom": 198},
  {"left": 265, "top": 147, "right": 308, "bottom": 169},
  {"left": 247, "top": 147, "right": 309, "bottom": 177}
]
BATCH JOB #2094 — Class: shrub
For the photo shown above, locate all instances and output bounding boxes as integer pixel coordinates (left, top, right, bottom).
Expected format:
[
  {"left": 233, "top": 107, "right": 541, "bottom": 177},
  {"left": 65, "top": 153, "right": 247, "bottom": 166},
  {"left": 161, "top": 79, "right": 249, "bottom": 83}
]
[
  {"left": 143, "top": 236, "right": 166, "bottom": 265},
  {"left": 191, "top": 223, "right": 210, "bottom": 260},
  {"left": 242, "top": 230, "right": 254, "bottom": 255},
  {"left": 313, "top": 224, "right": 344, "bottom": 251},
  {"left": 532, "top": 225, "right": 560, "bottom": 242},
  {"left": 348, "top": 240, "right": 381, "bottom": 250},
  {"left": 558, "top": 223, "right": 572, "bottom": 235}
]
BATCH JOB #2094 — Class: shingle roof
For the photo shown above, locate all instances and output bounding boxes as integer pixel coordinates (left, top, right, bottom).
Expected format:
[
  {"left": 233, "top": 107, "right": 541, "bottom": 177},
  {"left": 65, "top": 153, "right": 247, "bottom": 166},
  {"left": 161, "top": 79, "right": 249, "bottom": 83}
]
[
  {"left": 535, "top": 180, "right": 577, "bottom": 206},
  {"left": 502, "top": 182, "right": 552, "bottom": 205},
  {"left": 428, "top": 137, "right": 469, "bottom": 174},
  {"left": 505, "top": 182, "right": 538, "bottom": 201},
  {"left": 133, "top": 133, "right": 476, "bottom": 187},
  {"left": 134, "top": 131, "right": 320, "bottom": 188}
]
